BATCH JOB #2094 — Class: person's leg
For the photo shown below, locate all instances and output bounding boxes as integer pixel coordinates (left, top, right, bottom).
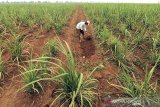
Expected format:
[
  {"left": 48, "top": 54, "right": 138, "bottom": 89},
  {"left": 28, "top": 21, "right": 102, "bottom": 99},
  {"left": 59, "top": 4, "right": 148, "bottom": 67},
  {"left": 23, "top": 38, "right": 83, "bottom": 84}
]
[
  {"left": 79, "top": 29, "right": 82, "bottom": 42},
  {"left": 81, "top": 30, "right": 85, "bottom": 39},
  {"left": 80, "top": 29, "right": 84, "bottom": 42}
]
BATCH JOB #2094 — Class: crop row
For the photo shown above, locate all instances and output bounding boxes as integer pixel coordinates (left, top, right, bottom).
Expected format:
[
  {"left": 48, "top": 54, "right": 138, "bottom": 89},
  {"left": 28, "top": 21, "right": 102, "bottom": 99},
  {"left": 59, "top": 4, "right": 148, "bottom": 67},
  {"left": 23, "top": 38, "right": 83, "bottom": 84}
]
[
  {"left": 84, "top": 3, "right": 160, "bottom": 104},
  {"left": 0, "top": 3, "right": 76, "bottom": 34}
]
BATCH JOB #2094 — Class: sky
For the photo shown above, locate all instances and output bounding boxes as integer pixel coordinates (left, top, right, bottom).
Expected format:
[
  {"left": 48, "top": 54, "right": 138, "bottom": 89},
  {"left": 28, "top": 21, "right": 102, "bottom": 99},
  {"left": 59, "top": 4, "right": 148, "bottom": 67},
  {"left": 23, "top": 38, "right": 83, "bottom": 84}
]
[{"left": 0, "top": 0, "right": 160, "bottom": 3}]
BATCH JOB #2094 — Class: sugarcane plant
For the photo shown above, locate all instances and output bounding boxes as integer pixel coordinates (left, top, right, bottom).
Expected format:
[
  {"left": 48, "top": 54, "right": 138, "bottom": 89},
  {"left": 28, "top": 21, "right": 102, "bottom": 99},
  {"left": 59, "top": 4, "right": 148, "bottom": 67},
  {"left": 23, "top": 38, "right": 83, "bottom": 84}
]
[
  {"left": 109, "top": 57, "right": 160, "bottom": 105},
  {"left": 18, "top": 53, "right": 67, "bottom": 94},
  {"left": 50, "top": 38, "right": 97, "bottom": 107},
  {"left": 7, "top": 35, "right": 24, "bottom": 61},
  {"left": 46, "top": 40, "right": 57, "bottom": 57}
]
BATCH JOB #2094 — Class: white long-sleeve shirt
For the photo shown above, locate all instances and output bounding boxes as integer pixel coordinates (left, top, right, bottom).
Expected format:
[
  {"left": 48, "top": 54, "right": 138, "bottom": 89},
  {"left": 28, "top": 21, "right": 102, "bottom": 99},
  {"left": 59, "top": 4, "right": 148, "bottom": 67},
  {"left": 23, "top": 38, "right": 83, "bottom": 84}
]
[{"left": 76, "top": 22, "right": 86, "bottom": 31}]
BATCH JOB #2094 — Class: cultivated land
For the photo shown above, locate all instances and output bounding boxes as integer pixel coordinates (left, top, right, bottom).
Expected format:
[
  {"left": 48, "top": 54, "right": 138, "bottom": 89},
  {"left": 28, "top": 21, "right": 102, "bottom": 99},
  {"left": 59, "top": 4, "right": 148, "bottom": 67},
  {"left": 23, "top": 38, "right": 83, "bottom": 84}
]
[{"left": 0, "top": 3, "right": 160, "bottom": 107}]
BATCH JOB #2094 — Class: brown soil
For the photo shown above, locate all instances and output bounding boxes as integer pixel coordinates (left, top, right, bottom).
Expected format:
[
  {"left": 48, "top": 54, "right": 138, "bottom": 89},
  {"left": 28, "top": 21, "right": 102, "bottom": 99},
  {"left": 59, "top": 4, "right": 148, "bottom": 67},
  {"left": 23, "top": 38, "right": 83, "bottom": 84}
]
[
  {"left": 0, "top": 8, "right": 120, "bottom": 107},
  {"left": 60, "top": 8, "right": 120, "bottom": 106},
  {"left": 80, "top": 37, "right": 95, "bottom": 58}
]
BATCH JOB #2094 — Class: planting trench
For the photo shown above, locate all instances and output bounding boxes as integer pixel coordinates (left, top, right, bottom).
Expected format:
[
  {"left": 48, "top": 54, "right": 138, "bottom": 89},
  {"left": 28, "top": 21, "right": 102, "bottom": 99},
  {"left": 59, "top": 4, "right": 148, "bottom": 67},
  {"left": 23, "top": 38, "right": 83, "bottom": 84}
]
[{"left": 0, "top": 8, "right": 120, "bottom": 107}]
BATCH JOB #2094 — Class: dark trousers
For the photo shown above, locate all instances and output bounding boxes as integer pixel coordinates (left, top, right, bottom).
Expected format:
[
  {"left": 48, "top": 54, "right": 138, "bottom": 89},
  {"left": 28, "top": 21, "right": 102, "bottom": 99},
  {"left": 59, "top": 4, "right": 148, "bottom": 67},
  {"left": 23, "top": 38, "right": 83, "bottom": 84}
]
[
  {"left": 77, "top": 29, "right": 84, "bottom": 41},
  {"left": 80, "top": 29, "right": 84, "bottom": 35}
]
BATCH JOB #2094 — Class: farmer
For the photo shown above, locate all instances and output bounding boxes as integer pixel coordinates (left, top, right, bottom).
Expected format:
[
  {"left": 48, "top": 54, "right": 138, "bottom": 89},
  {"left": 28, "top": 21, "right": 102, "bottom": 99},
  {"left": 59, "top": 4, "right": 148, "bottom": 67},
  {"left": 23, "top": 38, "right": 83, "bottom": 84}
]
[{"left": 76, "top": 20, "right": 90, "bottom": 42}]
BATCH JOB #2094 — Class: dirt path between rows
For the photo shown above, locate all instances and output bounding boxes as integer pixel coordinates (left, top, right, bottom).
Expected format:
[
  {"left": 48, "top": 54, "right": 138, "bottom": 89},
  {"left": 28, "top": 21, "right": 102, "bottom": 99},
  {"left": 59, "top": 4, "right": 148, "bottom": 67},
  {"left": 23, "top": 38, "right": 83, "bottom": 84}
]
[{"left": 60, "top": 8, "right": 120, "bottom": 106}]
